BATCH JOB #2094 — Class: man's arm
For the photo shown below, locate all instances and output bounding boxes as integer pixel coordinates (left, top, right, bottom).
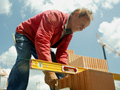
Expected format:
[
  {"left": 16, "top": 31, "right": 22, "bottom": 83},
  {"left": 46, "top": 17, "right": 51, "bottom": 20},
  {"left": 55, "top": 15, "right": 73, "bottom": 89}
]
[
  {"left": 35, "top": 11, "right": 62, "bottom": 62},
  {"left": 35, "top": 13, "right": 55, "bottom": 62},
  {"left": 56, "top": 34, "right": 73, "bottom": 64}
]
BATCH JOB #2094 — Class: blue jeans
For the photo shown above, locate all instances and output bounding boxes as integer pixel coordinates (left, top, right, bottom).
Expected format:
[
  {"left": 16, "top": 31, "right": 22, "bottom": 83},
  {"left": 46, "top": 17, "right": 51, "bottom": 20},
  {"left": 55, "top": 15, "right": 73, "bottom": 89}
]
[{"left": 7, "top": 33, "right": 65, "bottom": 90}]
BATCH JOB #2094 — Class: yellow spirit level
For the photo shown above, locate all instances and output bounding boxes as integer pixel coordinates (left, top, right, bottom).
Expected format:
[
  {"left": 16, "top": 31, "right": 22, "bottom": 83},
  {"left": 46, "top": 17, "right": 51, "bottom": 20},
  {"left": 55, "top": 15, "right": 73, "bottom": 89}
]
[{"left": 30, "top": 59, "right": 120, "bottom": 81}]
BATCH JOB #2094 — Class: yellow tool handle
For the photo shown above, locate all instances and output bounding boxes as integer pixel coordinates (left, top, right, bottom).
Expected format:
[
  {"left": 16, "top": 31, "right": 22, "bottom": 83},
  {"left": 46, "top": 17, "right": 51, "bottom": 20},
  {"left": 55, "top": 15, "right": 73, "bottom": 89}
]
[
  {"left": 62, "top": 65, "right": 78, "bottom": 74},
  {"left": 12, "top": 33, "right": 16, "bottom": 44}
]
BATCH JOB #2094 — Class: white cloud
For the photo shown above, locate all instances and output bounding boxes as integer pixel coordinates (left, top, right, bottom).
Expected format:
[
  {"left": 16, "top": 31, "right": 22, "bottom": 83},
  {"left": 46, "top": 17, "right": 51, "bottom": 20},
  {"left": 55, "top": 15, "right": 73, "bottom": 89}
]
[
  {"left": 51, "top": 48, "right": 57, "bottom": 53},
  {"left": 0, "top": 46, "right": 49, "bottom": 90},
  {"left": 101, "top": 0, "right": 120, "bottom": 9},
  {"left": 27, "top": 70, "right": 49, "bottom": 90},
  {"left": 21, "top": 7, "right": 26, "bottom": 18},
  {"left": 0, "top": 0, "right": 12, "bottom": 15},
  {"left": 19, "top": 0, "right": 98, "bottom": 18},
  {"left": 18, "top": 0, "right": 120, "bottom": 18},
  {"left": 100, "top": 11, "right": 103, "bottom": 18},
  {"left": 115, "top": 80, "right": 120, "bottom": 89},
  {"left": 98, "top": 17, "right": 120, "bottom": 55},
  {"left": 0, "top": 46, "right": 16, "bottom": 68}
]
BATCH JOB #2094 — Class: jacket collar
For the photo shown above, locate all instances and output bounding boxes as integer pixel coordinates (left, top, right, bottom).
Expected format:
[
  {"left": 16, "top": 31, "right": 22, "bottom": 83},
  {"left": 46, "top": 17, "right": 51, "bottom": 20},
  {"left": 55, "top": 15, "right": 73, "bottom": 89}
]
[{"left": 62, "top": 13, "right": 70, "bottom": 30}]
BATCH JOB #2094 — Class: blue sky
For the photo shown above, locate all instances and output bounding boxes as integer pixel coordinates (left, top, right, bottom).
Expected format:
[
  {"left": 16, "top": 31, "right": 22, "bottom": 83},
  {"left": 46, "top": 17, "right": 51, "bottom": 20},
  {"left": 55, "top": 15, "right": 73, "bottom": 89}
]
[{"left": 0, "top": 0, "right": 120, "bottom": 89}]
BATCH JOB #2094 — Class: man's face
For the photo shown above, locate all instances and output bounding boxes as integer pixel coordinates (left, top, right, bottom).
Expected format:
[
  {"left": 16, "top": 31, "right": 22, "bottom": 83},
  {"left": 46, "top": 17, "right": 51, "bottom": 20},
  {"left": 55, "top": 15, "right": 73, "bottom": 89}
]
[{"left": 70, "top": 14, "right": 90, "bottom": 33}]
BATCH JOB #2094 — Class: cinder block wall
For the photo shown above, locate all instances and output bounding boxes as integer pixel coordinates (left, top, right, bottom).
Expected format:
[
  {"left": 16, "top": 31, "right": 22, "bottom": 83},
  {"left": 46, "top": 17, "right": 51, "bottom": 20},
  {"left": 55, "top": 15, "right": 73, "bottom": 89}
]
[
  {"left": 67, "top": 49, "right": 109, "bottom": 72},
  {"left": 58, "top": 70, "right": 115, "bottom": 90}
]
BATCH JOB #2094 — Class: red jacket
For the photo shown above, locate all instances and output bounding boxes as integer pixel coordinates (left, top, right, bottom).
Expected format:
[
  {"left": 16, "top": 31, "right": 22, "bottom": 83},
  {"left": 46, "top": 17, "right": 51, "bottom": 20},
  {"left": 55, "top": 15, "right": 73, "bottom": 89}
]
[{"left": 16, "top": 10, "right": 73, "bottom": 64}]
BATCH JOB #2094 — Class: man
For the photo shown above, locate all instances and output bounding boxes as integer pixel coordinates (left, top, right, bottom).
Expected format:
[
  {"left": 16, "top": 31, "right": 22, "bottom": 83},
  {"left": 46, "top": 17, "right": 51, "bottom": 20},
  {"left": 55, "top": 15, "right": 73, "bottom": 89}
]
[{"left": 7, "top": 8, "right": 93, "bottom": 90}]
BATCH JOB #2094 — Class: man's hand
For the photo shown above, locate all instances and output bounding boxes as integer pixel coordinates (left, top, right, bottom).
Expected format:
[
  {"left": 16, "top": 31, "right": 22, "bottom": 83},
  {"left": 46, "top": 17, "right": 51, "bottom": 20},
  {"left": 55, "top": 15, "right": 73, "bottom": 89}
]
[{"left": 43, "top": 71, "right": 58, "bottom": 89}]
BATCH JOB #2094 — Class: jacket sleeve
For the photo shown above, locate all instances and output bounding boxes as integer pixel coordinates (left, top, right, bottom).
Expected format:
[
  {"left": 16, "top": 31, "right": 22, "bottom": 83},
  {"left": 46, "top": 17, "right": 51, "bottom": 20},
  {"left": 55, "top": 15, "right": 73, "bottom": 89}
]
[
  {"left": 35, "top": 12, "right": 58, "bottom": 62},
  {"left": 56, "top": 34, "right": 73, "bottom": 65}
]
